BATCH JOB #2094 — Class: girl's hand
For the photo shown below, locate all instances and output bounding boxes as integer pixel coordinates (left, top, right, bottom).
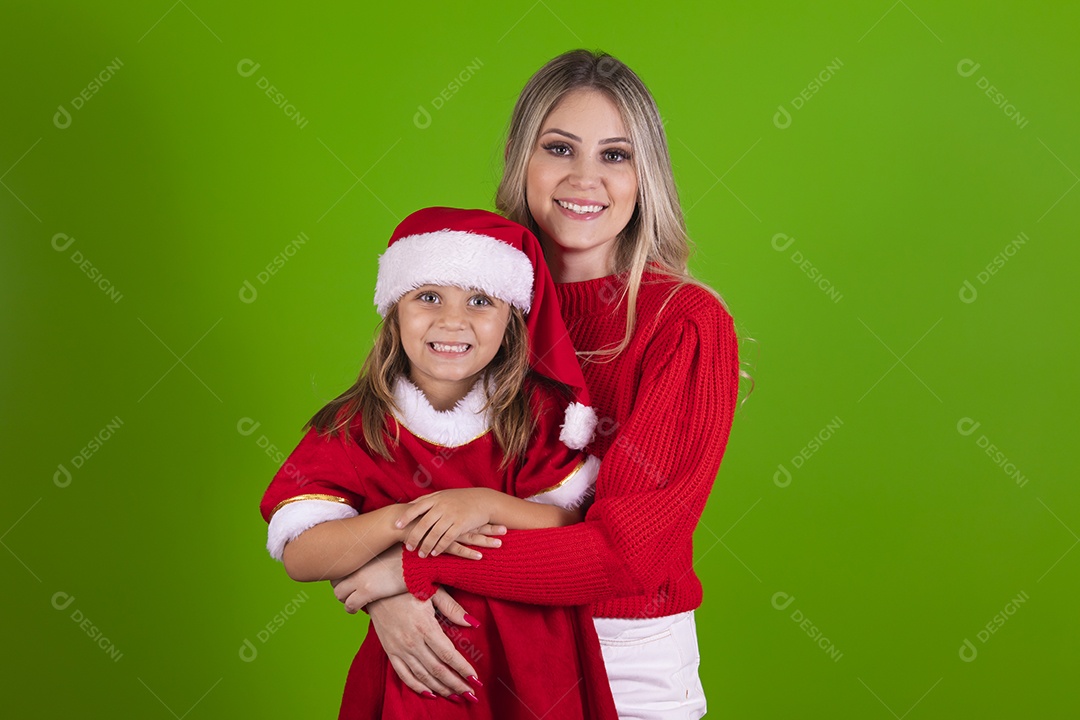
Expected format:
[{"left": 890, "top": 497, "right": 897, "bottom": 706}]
[
  {"left": 332, "top": 545, "right": 407, "bottom": 613},
  {"left": 395, "top": 489, "right": 506, "bottom": 558},
  {"left": 366, "top": 591, "right": 479, "bottom": 698}
]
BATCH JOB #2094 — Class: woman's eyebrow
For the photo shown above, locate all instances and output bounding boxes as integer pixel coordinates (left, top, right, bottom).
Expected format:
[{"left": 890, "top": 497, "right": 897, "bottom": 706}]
[{"left": 540, "top": 128, "right": 631, "bottom": 144}]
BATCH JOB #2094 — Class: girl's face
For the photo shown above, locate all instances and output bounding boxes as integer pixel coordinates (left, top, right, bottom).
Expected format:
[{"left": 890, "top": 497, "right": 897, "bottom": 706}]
[
  {"left": 397, "top": 284, "right": 511, "bottom": 410},
  {"left": 526, "top": 88, "right": 638, "bottom": 280}
]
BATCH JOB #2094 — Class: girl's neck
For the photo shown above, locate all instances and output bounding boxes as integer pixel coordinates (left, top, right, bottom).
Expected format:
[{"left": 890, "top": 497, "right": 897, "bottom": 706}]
[{"left": 408, "top": 373, "right": 476, "bottom": 412}]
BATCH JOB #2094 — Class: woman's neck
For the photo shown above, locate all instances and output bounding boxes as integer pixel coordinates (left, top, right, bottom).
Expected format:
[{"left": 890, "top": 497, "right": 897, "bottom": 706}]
[{"left": 541, "top": 239, "right": 614, "bottom": 283}]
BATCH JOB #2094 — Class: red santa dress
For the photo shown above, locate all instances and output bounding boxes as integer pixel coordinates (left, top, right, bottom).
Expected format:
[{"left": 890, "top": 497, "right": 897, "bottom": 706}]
[{"left": 260, "top": 376, "right": 618, "bottom": 720}]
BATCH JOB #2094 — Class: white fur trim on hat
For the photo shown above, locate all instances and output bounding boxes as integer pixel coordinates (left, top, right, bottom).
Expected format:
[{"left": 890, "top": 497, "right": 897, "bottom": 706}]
[
  {"left": 526, "top": 454, "right": 600, "bottom": 511},
  {"left": 266, "top": 499, "right": 359, "bottom": 561},
  {"left": 559, "top": 401, "right": 597, "bottom": 450},
  {"left": 374, "top": 230, "right": 534, "bottom": 316}
]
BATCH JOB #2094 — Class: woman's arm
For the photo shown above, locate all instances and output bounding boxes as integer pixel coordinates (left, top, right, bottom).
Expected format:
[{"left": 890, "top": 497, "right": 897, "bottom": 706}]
[{"left": 404, "top": 301, "right": 739, "bottom": 606}]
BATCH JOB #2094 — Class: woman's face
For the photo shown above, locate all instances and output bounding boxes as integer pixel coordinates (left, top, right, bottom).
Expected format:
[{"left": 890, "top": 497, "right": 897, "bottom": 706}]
[{"left": 526, "top": 88, "right": 638, "bottom": 279}]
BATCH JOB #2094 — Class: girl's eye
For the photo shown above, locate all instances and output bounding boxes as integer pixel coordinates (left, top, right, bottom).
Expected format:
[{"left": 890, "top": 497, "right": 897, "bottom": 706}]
[
  {"left": 603, "top": 148, "right": 631, "bottom": 163},
  {"left": 469, "top": 295, "right": 493, "bottom": 307},
  {"left": 417, "top": 291, "right": 439, "bottom": 303},
  {"left": 543, "top": 142, "right": 572, "bottom": 157}
]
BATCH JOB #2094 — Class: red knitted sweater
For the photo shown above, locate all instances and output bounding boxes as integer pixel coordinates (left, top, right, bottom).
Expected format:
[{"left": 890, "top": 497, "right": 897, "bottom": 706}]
[{"left": 404, "top": 271, "right": 739, "bottom": 618}]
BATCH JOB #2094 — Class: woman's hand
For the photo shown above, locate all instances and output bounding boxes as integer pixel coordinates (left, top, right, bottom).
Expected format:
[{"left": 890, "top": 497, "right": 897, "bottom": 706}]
[
  {"left": 365, "top": 591, "right": 481, "bottom": 698},
  {"left": 395, "top": 489, "right": 507, "bottom": 558}
]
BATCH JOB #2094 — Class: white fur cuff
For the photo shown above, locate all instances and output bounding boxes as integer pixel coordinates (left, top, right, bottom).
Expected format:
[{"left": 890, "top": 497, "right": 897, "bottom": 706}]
[
  {"left": 527, "top": 454, "right": 600, "bottom": 511},
  {"left": 266, "top": 499, "right": 359, "bottom": 561}
]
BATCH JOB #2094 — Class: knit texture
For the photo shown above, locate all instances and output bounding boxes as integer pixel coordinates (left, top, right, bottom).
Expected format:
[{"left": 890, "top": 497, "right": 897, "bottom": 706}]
[{"left": 404, "top": 271, "right": 740, "bottom": 619}]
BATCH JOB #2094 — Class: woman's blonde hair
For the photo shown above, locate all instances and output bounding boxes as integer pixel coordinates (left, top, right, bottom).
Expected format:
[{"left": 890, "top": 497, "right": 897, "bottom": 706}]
[
  {"left": 308, "top": 302, "right": 542, "bottom": 468},
  {"left": 496, "top": 49, "right": 712, "bottom": 360}
]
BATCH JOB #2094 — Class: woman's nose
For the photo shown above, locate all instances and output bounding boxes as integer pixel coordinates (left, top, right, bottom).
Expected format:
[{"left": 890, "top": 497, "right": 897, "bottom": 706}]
[{"left": 568, "top": 154, "right": 601, "bottom": 188}]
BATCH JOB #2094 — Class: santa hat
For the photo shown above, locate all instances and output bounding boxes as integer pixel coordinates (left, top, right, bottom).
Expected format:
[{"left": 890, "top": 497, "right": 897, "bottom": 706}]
[{"left": 374, "top": 207, "right": 597, "bottom": 450}]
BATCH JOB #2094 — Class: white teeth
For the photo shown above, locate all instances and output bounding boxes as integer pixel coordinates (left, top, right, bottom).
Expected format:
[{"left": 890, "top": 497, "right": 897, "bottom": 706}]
[
  {"left": 431, "top": 342, "right": 469, "bottom": 353},
  {"left": 557, "top": 199, "right": 605, "bottom": 214}
]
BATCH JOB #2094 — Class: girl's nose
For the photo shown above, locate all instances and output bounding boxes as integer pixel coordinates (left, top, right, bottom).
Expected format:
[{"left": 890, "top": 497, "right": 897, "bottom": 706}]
[{"left": 436, "top": 304, "right": 467, "bottom": 328}]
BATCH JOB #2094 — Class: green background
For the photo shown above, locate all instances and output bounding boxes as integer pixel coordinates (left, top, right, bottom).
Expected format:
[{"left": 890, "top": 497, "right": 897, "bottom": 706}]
[{"left": 3, "top": 1, "right": 1077, "bottom": 717}]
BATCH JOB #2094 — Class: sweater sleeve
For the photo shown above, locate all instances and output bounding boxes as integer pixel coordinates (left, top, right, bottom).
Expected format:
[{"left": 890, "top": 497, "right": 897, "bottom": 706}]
[{"left": 404, "top": 297, "right": 739, "bottom": 605}]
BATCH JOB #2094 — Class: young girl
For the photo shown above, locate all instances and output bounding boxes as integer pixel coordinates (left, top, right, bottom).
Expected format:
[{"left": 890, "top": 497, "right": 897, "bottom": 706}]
[{"left": 259, "top": 207, "right": 618, "bottom": 719}]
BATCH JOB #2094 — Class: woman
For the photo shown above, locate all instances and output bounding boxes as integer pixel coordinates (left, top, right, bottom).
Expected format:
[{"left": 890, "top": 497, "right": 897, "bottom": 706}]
[{"left": 335, "top": 49, "right": 740, "bottom": 718}]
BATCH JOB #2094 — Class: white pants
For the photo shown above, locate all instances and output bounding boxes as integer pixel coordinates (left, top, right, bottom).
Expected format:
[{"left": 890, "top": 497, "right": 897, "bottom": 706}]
[{"left": 593, "top": 611, "right": 707, "bottom": 719}]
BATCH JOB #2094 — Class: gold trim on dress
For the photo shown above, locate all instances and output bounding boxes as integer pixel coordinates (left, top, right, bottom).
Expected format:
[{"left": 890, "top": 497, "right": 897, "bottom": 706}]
[
  {"left": 531, "top": 457, "right": 588, "bottom": 497},
  {"left": 390, "top": 415, "right": 491, "bottom": 448},
  {"left": 270, "top": 493, "right": 353, "bottom": 519}
]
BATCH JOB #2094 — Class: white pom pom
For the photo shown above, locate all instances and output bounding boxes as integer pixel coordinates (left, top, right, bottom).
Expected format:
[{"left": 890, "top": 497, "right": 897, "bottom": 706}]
[{"left": 559, "top": 402, "right": 597, "bottom": 450}]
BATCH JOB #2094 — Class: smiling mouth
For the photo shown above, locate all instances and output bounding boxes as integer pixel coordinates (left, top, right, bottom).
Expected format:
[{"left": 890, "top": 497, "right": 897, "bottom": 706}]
[
  {"left": 430, "top": 342, "right": 471, "bottom": 353},
  {"left": 556, "top": 199, "right": 607, "bottom": 214}
]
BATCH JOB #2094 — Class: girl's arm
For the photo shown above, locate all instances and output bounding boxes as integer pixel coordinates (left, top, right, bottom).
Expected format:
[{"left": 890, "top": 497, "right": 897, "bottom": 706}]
[
  {"left": 280, "top": 503, "right": 405, "bottom": 582},
  {"left": 282, "top": 503, "right": 503, "bottom": 582},
  {"left": 394, "top": 487, "right": 583, "bottom": 558}
]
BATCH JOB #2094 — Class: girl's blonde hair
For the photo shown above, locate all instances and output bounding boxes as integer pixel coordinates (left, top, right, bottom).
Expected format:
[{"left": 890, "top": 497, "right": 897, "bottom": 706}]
[
  {"left": 497, "top": 49, "right": 714, "bottom": 360},
  {"left": 308, "top": 302, "right": 543, "bottom": 468}
]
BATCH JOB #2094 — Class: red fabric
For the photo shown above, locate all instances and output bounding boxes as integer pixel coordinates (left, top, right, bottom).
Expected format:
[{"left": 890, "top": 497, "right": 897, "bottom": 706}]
[
  {"left": 404, "top": 273, "right": 740, "bottom": 619},
  {"left": 383, "top": 207, "right": 593, "bottom": 411},
  {"left": 260, "top": 381, "right": 617, "bottom": 719}
]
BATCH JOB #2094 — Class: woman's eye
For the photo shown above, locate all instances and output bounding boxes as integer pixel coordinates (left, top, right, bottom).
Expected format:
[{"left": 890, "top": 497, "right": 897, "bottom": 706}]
[
  {"left": 543, "top": 142, "right": 572, "bottom": 156},
  {"left": 603, "top": 148, "right": 631, "bottom": 163}
]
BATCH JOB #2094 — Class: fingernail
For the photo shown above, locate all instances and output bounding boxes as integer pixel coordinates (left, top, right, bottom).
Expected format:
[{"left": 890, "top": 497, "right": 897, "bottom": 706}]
[
  {"left": 448, "top": 693, "right": 464, "bottom": 703},
  {"left": 405, "top": 544, "right": 414, "bottom": 551},
  {"left": 473, "top": 551, "right": 482, "bottom": 559},
  {"left": 464, "top": 614, "right": 480, "bottom": 628},
  {"left": 468, "top": 675, "right": 483, "bottom": 688},
  {"left": 463, "top": 691, "right": 479, "bottom": 704},
  {"left": 419, "top": 551, "right": 426, "bottom": 558},
  {"left": 492, "top": 539, "right": 502, "bottom": 547},
  {"left": 420, "top": 691, "right": 436, "bottom": 699}
]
